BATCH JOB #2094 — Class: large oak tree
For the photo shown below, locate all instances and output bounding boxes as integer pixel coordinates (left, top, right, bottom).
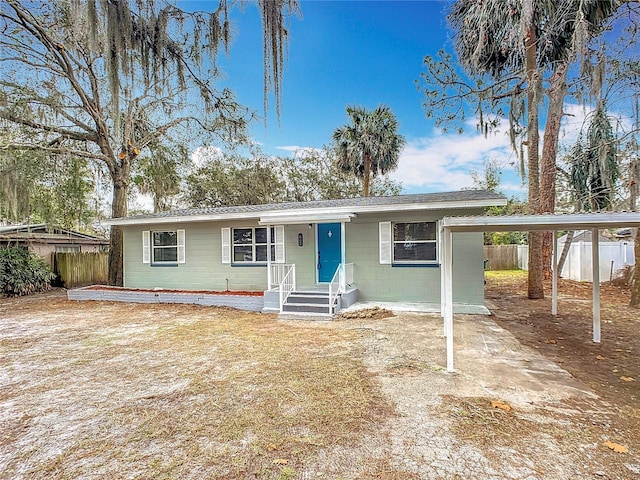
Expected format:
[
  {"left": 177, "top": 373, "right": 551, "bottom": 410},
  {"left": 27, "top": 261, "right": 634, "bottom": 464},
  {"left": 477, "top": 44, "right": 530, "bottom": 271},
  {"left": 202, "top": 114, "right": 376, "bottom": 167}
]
[{"left": 0, "top": 0, "right": 298, "bottom": 285}]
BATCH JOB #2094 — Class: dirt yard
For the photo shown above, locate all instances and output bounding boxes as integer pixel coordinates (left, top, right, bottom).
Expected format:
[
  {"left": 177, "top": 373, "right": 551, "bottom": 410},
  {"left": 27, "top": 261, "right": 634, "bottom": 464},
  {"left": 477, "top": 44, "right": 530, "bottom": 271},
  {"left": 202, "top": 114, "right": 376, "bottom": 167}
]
[{"left": 0, "top": 273, "right": 638, "bottom": 479}]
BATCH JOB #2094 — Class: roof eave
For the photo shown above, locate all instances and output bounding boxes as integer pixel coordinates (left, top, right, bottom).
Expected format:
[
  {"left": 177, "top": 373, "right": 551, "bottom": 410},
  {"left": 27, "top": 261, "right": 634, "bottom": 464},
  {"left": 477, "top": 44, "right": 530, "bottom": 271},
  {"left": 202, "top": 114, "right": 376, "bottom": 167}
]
[{"left": 104, "top": 198, "right": 506, "bottom": 227}]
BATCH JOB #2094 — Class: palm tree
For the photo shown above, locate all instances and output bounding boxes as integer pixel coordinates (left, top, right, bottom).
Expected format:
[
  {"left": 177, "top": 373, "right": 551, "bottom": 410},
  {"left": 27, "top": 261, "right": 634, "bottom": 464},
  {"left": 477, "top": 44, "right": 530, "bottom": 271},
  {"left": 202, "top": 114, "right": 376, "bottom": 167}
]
[
  {"left": 569, "top": 105, "right": 620, "bottom": 212},
  {"left": 447, "top": 0, "right": 620, "bottom": 299},
  {"left": 332, "top": 105, "right": 405, "bottom": 197}
]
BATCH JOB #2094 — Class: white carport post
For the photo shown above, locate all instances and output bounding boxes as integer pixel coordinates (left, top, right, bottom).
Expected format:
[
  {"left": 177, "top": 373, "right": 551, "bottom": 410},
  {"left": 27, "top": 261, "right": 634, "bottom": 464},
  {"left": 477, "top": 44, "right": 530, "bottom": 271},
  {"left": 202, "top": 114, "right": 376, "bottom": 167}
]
[
  {"left": 552, "top": 230, "right": 558, "bottom": 316},
  {"left": 266, "top": 224, "right": 272, "bottom": 290},
  {"left": 592, "top": 228, "right": 601, "bottom": 343},
  {"left": 440, "top": 223, "right": 446, "bottom": 334},
  {"left": 443, "top": 227, "right": 455, "bottom": 372}
]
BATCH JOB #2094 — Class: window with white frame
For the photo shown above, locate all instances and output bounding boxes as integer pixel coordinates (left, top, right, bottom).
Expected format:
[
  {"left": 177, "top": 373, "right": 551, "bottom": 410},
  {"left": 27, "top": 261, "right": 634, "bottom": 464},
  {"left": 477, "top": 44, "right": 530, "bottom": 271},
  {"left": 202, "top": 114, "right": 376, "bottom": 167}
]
[
  {"left": 153, "top": 231, "right": 178, "bottom": 263},
  {"left": 142, "top": 230, "right": 185, "bottom": 265},
  {"left": 392, "top": 222, "right": 437, "bottom": 263},
  {"left": 232, "top": 227, "right": 275, "bottom": 263}
]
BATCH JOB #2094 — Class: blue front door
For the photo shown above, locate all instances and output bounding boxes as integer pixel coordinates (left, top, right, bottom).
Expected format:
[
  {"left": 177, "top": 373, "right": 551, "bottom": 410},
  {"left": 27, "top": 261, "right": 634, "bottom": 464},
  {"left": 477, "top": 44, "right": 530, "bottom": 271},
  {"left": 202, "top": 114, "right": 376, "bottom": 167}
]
[{"left": 317, "top": 223, "right": 342, "bottom": 282}]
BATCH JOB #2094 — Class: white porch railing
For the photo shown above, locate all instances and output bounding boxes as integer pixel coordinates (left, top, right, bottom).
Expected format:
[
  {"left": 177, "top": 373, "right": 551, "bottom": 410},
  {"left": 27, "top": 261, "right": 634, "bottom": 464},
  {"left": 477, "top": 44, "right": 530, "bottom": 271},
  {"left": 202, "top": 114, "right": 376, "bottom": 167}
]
[
  {"left": 328, "top": 262, "right": 353, "bottom": 315},
  {"left": 344, "top": 262, "right": 354, "bottom": 286},
  {"left": 278, "top": 264, "right": 296, "bottom": 313},
  {"left": 270, "top": 264, "right": 294, "bottom": 290}
]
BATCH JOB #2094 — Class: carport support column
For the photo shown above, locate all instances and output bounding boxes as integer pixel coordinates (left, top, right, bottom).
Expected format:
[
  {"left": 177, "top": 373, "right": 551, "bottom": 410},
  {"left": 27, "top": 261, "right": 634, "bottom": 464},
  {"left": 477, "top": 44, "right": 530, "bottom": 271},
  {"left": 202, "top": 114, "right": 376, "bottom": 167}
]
[
  {"left": 440, "top": 223, "right": 446, "bottom": 333},
  {"left": 552, "top": 230, "right": 558, "bottom": 316},
  {"left": 592, "top": 228, "right": 601, "bottom": 343},
  {"left": 444, "top": 227, "right": 454, "bottom": 372}
]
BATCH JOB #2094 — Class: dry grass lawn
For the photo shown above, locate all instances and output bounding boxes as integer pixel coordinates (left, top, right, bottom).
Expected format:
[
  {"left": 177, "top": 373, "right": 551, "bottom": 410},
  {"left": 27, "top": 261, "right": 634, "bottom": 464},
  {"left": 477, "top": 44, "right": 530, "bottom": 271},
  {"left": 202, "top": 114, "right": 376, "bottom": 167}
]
[
  {"left": 2, "top": 275, "right": 640, "bottom": 479},
  {"left": 0, "top": 296, "right": 393, "bottom": 479}
]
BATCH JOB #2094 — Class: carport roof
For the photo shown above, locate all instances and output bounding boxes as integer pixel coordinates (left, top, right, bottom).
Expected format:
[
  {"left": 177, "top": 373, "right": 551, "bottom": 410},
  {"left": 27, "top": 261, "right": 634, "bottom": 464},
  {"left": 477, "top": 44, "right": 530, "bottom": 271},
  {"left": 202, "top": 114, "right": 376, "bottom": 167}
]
[
  {"left": 440, "top": 211, "right": 640, "bottom": 373},
  {"left": 441, "top": 211, "right": 640, "bottom": 232}
]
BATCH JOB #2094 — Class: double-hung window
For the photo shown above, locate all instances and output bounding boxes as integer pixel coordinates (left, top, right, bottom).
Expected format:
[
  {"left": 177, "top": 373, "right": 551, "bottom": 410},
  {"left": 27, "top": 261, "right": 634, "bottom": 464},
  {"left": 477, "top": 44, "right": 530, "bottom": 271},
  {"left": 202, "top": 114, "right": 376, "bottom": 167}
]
[
  {"left": 232, "top": 227, "right": 275, "bottom": 263},
  {"left": 393, "top": 222, "right": 437, "bottom": 263},
  {"left": 142, "top": 230, "right": 185, "bottom": 265},
  {"left": 153, "top": 231, "right": 178, "bottom": 263},
  {"left": 379, "top": 221, "right": 438, "bottom": 264}
]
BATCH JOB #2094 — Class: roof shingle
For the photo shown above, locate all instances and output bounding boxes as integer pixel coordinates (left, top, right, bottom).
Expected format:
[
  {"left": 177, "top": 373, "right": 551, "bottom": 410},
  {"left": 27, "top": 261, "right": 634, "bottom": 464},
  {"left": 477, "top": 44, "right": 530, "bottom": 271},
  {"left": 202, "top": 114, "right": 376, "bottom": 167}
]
[{"left": 122, "top": 190, "right": 506, "bottom": 221}]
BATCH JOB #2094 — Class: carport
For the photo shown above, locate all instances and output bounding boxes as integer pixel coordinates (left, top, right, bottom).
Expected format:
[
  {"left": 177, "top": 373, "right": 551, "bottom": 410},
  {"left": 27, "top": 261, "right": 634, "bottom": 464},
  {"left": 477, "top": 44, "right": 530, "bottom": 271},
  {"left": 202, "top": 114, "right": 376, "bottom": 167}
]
[{"left": 440, "top": 212, "right": 640, "bottom": 372}]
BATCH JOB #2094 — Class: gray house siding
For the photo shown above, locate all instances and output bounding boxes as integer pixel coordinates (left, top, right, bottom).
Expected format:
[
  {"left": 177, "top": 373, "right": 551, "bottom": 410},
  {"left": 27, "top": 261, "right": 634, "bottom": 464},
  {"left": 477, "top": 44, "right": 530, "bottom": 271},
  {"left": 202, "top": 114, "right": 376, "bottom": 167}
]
[
  {"left": 282, "top": 225, "right": 316, "bottom": 287},
  {"left": 123, "top": 208, "right": 486, "bottom": 305},
  {"left": 124, "top": 221, "right": 268, "bottom": 291},
  {"left": 343, "top": 211, "right": 484, "bottom": 304}
]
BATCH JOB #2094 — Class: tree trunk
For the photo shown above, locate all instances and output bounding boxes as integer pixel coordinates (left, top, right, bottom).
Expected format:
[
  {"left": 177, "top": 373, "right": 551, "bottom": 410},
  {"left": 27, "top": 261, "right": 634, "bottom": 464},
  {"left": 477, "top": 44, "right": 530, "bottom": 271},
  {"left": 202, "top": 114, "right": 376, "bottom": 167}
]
[
  {"left": 629, "top": 160, "right": 639, "bottom": 306},
  {"left": 556, "top": 230, "right": 574, "bottom": 278},
  {"left": 108, "top": 168, "right": 128, "bottom": 286},
  {"left": 525, "top": 24, "right": 544, "bottom": 299},
  {"left": 363, "top": 153, "right": 371, "bottom": 197},
  {"left": 631, "top": 229, "right": 640, "bottom": 307},
  {"left": 541, "top": 62, "right": 568, "bottom": 280}
]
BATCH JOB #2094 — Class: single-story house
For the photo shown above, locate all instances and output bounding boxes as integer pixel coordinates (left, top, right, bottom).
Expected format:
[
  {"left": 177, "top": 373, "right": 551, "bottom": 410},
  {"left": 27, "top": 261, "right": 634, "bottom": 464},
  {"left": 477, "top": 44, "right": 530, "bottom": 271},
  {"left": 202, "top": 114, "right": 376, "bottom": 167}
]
[
  {"left": 0, "top": 224, "right": 109, "bottom": 267},
  {"left": 105, "top": 190, "right": 506, "bottom": 315}
]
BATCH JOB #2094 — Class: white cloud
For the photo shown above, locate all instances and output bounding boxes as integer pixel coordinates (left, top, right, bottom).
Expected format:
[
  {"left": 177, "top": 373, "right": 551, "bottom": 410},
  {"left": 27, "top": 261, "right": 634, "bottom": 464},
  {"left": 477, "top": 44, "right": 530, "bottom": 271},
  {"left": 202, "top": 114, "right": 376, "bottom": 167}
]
[
  {"left": 558, "top": 103, "right": 634, "bottom": 151},
  {"left": 265, "top": 103, "right": 632, "bottom": 198},
  {"left": 390, "top": 130, "right": 519, "bottom": 192},
  {"left": 131, "top": 193, "right": 155, "bottom": 212},
  {"left": 276, "top": 145, "right": 322, "bottom": 158},
  {"left": 392, "top": 100, "right": 634, "bottom": 196},
  {"left": 190, "top": 146, "right": 223, "bottom": 167}
]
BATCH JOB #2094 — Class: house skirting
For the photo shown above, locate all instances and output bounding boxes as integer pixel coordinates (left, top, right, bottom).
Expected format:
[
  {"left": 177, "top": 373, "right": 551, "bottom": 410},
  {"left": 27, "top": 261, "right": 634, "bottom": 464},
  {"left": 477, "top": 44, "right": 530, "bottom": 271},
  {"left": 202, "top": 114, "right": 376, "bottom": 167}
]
[{"left": 67, "top": 286, "right": 264, "bottom": 311}]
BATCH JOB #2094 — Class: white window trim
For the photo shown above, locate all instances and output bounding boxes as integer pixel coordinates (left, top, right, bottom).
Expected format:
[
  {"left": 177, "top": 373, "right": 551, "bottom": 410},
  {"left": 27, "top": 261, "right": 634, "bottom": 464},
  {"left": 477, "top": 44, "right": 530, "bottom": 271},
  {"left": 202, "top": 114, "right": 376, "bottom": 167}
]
[
  {"left": 227, "top": 226, "right": 284, "bottom": 264},
  {"left": 143, "top": 229, "right": 185, "bottom": 265},
  {"left": 380, "top": 221, "right": 439, "bottom": 264}
]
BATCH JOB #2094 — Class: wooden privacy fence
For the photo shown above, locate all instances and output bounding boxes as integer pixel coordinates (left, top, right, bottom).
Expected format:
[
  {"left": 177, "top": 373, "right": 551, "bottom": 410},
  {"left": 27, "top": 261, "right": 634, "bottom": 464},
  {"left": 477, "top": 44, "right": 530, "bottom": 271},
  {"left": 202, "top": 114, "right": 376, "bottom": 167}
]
[
  {"left": 484, "top": 245, "right": 523, "bottom": 271},
  {"left": 54, "top": 252, "right": 108, "bottom": 288}
]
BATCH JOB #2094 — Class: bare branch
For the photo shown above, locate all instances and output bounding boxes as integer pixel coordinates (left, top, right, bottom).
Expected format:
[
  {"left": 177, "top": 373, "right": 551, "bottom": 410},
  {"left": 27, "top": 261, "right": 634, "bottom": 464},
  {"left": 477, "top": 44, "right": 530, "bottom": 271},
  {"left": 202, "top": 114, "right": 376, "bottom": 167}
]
[
  {"left": 1, "top": 143, "right": 107, "bottom": 162},
  {"left": 0, "top": 110, "right": 98, "bottom": 143}
]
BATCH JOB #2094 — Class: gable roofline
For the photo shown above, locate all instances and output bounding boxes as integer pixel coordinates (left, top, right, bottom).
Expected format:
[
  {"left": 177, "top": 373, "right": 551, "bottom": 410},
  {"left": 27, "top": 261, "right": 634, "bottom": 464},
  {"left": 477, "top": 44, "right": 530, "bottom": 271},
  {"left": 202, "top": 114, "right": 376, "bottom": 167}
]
[
  {"left": 104, "top": 190, "right": 507, "bottom": 226},
  {"left": 0, "top": 223, "right": 108, "bottom": 243}
]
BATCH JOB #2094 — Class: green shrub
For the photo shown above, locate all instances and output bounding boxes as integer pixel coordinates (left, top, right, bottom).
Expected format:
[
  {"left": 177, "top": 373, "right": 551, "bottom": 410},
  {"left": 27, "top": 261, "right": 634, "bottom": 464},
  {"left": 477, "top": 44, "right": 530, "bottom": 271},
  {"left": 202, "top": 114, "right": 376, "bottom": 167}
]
[{"left": 0, "top": 246, "right": 56, "bottom": 297}]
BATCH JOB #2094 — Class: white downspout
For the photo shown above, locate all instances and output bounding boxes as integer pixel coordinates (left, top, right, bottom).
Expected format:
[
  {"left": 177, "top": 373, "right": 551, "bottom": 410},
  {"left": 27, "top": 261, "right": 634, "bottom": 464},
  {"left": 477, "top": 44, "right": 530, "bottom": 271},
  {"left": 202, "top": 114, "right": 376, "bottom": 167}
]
[
  {"left": 440, "top": 222, "right": 446, "bottom": 334},
  {"left": 267, "top": 224, "right": 272, "bottom": 290}
]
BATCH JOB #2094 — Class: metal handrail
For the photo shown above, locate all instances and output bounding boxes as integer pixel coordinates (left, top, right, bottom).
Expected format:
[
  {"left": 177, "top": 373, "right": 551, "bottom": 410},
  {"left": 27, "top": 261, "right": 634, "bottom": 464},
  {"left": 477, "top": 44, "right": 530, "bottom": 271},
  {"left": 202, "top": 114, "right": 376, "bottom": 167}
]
[
  {"left": 270, "top": 263, "right": 293, "bottom": 290},
  {"left": 328, "top": 264, "right": 344, "bottom": 315},
  {"left": 344, "top": 262, "right": 354, "bottom": 286},
  {"left": 278, "top": 264, "right": 296, "bottom": 313}
]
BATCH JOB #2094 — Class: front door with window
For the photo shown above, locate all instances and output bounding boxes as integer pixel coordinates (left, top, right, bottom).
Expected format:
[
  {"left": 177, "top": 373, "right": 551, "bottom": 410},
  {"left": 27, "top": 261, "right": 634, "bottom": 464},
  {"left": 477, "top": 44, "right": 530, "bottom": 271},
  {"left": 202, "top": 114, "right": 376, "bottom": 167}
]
[{"left": 317, "top": 222, "right": 342, "bottom": 282}]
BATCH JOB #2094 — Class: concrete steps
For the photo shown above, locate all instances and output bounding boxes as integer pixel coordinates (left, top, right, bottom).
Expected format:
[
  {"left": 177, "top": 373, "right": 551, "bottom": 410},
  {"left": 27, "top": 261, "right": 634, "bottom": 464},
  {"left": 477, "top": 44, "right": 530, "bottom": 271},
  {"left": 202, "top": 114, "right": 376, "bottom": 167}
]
[{"left": 281, "top": 291, "right": 335, "bottom": 317}]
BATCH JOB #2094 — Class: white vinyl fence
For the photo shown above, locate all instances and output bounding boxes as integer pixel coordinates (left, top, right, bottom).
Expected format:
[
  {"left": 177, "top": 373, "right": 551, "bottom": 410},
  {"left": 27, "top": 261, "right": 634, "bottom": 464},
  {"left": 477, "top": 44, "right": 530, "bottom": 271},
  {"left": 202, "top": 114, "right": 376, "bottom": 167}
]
[
  {"left": 559, "top": 240, "right": 635, "bottom": 282},
  {"left": 486, "top": 241, "right": 635, "bottom": 282}
]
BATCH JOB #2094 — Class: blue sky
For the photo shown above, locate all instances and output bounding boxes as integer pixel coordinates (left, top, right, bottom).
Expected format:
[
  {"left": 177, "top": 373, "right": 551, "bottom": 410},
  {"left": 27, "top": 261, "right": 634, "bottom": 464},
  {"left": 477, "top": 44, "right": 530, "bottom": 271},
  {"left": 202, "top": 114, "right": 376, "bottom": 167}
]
[
  {"left": 181, "top": 0, "right": 632, "bottom": 199},
  {"left": 211, "top": 0, "right": 527, "bottom": 197}
]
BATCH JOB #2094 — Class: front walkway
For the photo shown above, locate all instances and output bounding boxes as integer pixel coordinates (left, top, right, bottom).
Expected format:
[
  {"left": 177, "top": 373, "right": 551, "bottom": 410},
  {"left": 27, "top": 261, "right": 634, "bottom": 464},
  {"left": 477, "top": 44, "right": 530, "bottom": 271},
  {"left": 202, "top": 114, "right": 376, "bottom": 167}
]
[{"left": 343, "top": 301, "right": 490, "bottom": 315}]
